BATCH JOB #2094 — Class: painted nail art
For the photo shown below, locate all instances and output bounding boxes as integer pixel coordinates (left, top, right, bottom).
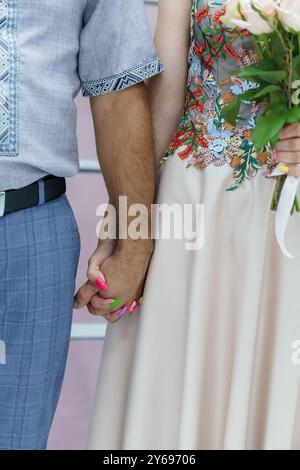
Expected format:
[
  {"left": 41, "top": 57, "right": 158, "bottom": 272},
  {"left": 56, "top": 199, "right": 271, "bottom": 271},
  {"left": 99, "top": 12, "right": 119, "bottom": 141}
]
[
  {"left": 109, "top": 298, "right": 122, "bottom": 310},
  {"left": 138, "top": 296, "right": 144, "bottom": 305},
  {"left": 95, "top": 277, "right": 109, "bottom": 291},
  {"left": 277, "top": 165, "right": 289, "bottom": 174},
  {"left": 117, "top": 306, "right": 128, "bottom": 318},
  {"left": 129, "top": 300, "right": 137, "bottom": 313}
]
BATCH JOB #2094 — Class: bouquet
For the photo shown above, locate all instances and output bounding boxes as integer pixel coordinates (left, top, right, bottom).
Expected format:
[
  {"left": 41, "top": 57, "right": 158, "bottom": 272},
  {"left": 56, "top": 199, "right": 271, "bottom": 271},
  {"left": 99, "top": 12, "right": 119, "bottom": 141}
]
[
  {"left": 221, "top": 0, "right": 300, "bottom": 258},
  {"left": 220, "top": 0, "right": 300, "bottom": 215}
]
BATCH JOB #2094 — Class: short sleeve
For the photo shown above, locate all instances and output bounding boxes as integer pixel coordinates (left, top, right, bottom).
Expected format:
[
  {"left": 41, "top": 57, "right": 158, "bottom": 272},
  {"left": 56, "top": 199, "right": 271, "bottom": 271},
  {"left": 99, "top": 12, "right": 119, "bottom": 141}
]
[{"left": 79, "top": 0, "right": 164, "bottom": 97}]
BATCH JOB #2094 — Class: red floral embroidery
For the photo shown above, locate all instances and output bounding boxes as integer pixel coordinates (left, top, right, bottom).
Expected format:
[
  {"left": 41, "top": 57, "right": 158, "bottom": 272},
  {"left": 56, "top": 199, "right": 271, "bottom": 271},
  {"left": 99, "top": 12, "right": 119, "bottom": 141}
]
[
  {"left": 178, "top": 145, "right": 193, "bottom": 160},
  {"left": 193, "top": 2, "right": 247, "bottom": 70},
  {"left": 198, "top": 136, "right": 209, "bottom": 148},
  {"left": 195, "top": 6, "right": 209, "bottom": 23},
  {"left": 164, "top": 0, "right": 272, "bottom": 190},
  {"left": 224, "top": 44, "right": 237, "bottom": 58},
  {"left": 213, "top": 6, "right": 226, "bottom": 25}
]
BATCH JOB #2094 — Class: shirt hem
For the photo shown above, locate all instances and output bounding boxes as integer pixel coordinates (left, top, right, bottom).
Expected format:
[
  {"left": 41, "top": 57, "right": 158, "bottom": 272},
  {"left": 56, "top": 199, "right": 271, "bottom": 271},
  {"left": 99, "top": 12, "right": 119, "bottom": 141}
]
[
  {"left": 81, "top": 56, "right": 164, "bottom": 97},
  {"left": 0, "top": 168, "right": 79, "bottom": 192}
]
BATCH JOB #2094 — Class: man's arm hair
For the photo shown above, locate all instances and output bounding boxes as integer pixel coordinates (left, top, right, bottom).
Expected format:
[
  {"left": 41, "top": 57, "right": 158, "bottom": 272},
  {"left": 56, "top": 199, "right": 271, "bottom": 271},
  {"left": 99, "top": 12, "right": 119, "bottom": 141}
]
[{"left": 90, "top": 83, "right": 155, "bottom": 250}]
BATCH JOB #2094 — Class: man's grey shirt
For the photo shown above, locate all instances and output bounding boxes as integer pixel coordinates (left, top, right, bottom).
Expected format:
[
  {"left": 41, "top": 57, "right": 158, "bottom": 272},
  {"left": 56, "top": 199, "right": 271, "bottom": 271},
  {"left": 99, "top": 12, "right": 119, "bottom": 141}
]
[{"left": 0, "top": 0, "right": 163, "bottom": 191}]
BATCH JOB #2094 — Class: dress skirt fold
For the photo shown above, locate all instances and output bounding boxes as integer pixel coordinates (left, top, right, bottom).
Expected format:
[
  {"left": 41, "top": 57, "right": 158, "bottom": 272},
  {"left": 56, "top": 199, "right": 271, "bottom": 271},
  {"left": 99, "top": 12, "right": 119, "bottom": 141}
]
[{"left": 88, "top": 158, "right": 300, "bottom": 450}]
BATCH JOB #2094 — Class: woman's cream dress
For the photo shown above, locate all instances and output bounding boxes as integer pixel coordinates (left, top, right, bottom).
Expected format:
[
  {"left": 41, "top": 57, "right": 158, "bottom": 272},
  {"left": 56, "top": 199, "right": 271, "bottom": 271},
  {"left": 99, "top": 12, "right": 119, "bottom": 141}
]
[{"left": 88, "top": 0, "right": 300, "bottom": 450}]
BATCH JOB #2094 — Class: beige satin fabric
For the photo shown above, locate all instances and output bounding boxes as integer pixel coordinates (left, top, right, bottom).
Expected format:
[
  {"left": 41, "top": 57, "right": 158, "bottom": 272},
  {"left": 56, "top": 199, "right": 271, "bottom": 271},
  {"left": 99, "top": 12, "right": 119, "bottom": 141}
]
[{"left": 88, "top": 157, "right": 300, "bottom": 450}]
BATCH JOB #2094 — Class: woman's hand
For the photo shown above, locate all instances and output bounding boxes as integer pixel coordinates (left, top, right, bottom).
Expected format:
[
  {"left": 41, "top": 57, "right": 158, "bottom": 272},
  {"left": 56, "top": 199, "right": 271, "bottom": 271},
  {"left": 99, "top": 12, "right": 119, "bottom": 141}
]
[
  {"left": 74, "top": 238, "right": 153, "bottom": 323},
  {"left": 275, "top": 123, "right": 300, "bottom": 176}
]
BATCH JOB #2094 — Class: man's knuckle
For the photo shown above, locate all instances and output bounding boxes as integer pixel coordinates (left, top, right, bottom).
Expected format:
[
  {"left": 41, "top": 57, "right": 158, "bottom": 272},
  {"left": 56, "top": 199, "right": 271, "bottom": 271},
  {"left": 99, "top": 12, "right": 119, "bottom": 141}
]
[{"left": 91, "top": 297, "right": 98, "bottom": 308}]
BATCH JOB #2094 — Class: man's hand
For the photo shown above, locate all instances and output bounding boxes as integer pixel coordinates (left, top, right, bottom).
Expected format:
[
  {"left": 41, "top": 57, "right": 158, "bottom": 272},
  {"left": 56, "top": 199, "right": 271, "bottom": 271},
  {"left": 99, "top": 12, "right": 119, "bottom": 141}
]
[
  {"left": 74, "top": 239, "right": 153, "bottom": 323},
  {"left": 275, "top": 123, "right": 300, "bottom": 175},
  {"left": 75, "top": 82, "right": 156, "bottom": 323}
]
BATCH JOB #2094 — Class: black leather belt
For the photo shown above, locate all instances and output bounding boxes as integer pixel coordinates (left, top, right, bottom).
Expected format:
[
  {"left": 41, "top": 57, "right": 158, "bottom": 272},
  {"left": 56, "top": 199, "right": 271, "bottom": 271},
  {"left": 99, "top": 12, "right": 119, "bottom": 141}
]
[{"left": 0, "top": 175, "right": 66, "bottom": 217}]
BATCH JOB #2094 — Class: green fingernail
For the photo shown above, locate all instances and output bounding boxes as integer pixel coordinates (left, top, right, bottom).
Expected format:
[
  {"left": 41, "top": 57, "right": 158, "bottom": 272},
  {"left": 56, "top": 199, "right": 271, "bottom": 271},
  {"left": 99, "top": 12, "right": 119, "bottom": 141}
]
[{"left": 109, "top": 299, "right": 122, "bottom": 309}]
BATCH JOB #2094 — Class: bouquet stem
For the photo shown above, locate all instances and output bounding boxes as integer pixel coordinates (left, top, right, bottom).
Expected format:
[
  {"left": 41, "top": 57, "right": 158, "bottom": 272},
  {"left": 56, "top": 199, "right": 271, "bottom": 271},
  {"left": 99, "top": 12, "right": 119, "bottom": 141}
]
[{"left": 271, "top": 175, "right": 300, "bottom": 214}]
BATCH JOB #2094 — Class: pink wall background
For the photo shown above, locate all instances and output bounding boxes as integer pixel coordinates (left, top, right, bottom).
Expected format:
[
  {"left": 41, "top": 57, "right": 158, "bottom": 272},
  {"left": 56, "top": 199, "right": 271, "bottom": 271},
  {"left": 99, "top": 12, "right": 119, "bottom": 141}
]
[{"left": 48, "top": 5, "right": 158, "bottom": 450}]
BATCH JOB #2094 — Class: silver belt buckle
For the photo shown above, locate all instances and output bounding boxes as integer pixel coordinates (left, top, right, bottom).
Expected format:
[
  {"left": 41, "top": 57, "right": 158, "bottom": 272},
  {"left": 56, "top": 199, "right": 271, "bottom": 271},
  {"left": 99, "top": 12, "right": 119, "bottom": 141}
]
[{"left": 0, "top": 191, "right": 5, "bottom": 217}]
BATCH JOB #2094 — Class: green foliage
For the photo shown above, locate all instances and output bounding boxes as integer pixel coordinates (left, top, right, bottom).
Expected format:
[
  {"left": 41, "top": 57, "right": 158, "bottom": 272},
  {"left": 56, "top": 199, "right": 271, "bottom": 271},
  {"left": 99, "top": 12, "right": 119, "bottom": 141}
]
[
  {"left": 221, "top": 30, "right": 300, "bottom": 151},
  {"left": 292, "top": 55, "right": 300, "bottom": 80},
  {"left": 253, "top": 105, "right": 287, "bottom": 149},
  {"left": 221, "top": 99, "right": 241, "bottom": 127},
  {"left": 270, "top": 34, "right": 286, "bottom": 67},
  {"left": 252, "top": 85, "right": 281, "bottom": 99},
  {"left": 226, "top": 142, "right": 262, "bottom": 191},
  {"left": 236, "top": 62, "right": 287, "bottom": 84},
  {"left": 286, "top": 106, "right": 300, "bottom": 124}
]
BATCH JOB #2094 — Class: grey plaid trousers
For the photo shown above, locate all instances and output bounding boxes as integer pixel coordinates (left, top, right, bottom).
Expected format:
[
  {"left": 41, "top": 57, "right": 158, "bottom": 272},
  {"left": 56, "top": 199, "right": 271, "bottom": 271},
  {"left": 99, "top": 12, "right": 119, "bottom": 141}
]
[{"left": 0, "top": 194, "right": 80, "bottom": 449}]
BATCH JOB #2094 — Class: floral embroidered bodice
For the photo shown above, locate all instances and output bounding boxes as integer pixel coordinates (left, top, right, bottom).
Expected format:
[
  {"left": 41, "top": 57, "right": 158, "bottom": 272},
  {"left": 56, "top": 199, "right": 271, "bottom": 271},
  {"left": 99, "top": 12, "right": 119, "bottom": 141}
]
[{"left": 165, "top": 0, "right": 274, "bottom": 190}]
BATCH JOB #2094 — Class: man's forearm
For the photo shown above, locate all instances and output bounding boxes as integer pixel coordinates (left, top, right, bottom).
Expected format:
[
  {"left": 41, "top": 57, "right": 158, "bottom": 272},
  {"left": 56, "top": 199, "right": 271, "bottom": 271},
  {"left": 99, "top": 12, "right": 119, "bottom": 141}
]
[{"left": 90, "top": 83, "right": 155, "bottom": 249}]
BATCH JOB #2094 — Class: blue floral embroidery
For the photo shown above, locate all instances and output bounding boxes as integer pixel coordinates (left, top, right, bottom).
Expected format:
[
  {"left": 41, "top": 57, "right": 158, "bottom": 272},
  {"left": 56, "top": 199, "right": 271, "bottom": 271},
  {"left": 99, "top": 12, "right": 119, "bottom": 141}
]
[
  {"left": 165, "top": 0, "right": 273, "bottom": 189},
  {"left": 0, "top": 0, "right": 19, "bottom": 157},
  {"left": 81, "top": 57, "right": 164, "bottom": 97}
]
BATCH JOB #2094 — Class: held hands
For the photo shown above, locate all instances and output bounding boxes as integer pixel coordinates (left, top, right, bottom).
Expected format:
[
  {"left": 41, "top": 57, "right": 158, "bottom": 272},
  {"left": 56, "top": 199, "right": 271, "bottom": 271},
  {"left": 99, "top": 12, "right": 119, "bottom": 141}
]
[
  {"left": 74, "top": 238, "right": 153, "bottom": 323},
  {"left": 275, "top": 123, "right": 300, "bottom": 176}
]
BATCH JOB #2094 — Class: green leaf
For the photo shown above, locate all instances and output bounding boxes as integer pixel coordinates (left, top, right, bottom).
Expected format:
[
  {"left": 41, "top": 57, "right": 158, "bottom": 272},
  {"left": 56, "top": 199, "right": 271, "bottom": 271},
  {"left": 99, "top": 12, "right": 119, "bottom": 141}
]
[
  {"left": 292, "top": 55, "right": 300, "bottom": 81},
  {"left": 269, "top": 90, "right": 288, "bottom": 106},
  {"left": 221, "top": 99, "right": 241, "bottom": 126},
  {"left": 253, "top": 85, "right": 281, "bottom": 99},
  {"left": 285, "top": 106, "right": 300, "bottom": 124},
  {"left": 270, "top": 33, "right": 286, "bottom": 67},
  {"left": 238, "top": 68, "right": 287, "bottom": 84},
  {"left": 253, "top": 105, "right": 288, "bottom": 150},
  {"left": 233, "top": 60, "right": 287, "bottom": 84},
  {"left": 226, "top": 185, "right": 238, "bottom": 192},
  {"left": 270, "top": 132, "right": 280, "bottom": 145},
  {"left": 238, "top": 88, "right": 261, "bottom": 102},
  {"left": 233, "top": 60, "right": 277, "bottom": 76},
  {"left": 244, "top": 60, "right": 279, "bottom": 71}
]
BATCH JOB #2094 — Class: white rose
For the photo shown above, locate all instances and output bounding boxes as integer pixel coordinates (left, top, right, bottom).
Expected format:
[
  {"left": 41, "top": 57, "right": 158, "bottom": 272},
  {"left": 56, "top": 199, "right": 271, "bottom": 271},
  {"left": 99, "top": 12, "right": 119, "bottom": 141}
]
[
  {"left": 221, "top": 0, "right": 276, "bottom": 34},
  {"left": 253, "top": 0, "right": 277, "bottom": 17},
  {"left": 220, "top": 0, "right": 243, "bottom": 28},
  {"left": 277, "top": 0, "right": 300, "bottom": 32}
]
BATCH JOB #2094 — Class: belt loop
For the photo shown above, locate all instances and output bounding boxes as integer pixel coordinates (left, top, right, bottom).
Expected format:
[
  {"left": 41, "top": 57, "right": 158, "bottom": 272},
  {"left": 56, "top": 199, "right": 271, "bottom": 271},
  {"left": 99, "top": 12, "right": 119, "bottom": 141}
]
[
  {"left": 0, "top": 191, "right": 5, "bottom": 217},
  {"left": 38, "top": 179, "right": 45, "bottom": 206}
]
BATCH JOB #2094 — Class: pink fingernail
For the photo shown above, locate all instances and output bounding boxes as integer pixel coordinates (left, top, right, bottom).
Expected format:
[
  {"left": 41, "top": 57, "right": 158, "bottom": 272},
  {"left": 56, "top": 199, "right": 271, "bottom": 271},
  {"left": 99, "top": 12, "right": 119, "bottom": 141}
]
[
  {"left": 273, "top": 150, "right": 278, "bottom": 160},
  {"left": 95, "top": 278, "right": 109, "bottom": 291},
  {"left": 117, "top": 306, "right": 128, "bottom": 318},
  {"left": 129, "top": 300, "right": 137, "bottom": 313}
]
